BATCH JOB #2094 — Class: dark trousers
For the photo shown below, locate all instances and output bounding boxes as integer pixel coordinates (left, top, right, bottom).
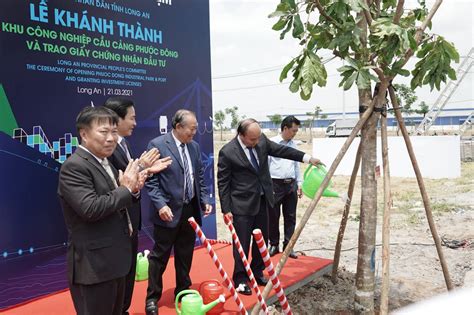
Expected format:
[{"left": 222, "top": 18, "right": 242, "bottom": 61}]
[
  {"left": 146, "top": 202, "right": 196, "bottom": 303},
  {"left": 268, "top": 179, "right": 297, "bottom": 248},
  {"left": 70, "top": 276, "right": 126, "bottom": 315},
  {"left": 232, "top": 195, "right": 268, "bottom": 285},
  {"left": 122, "top": 231, "right": 138, "bottom": 313}
]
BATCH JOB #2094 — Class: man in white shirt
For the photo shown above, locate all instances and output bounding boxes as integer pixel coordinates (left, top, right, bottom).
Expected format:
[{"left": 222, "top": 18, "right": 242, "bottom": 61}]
[{"left": 268, "top": 116, "right": 303, "bottom": 259}]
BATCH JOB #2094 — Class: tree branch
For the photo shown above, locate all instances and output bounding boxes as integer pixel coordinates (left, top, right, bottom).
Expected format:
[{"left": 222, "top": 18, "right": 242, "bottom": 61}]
[
  {"left": 363, "top": 0, "right": 373, "bottom": 27},
  {"left": 314, "top": 0, "right": 343, "bottom": 30},
  {"left": 393, "top": 0, "right": 405, "bottom": 24},
  {"left": 373, "top": 67, "right": 386, "bottom": 81},
  {"left": 391, "top": 0, "right": 443, "bottom": 77},
  {"left": 375, "top": 0, "right": 381, "bottom": 18}
]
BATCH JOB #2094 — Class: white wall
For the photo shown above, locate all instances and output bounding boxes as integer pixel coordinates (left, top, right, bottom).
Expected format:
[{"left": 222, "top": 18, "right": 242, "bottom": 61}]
[{"left": 313, "top": 136, "right": 461, "bottom": 178}]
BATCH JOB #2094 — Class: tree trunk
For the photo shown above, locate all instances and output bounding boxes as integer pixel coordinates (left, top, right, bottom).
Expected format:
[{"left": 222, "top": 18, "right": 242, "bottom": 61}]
[
  {"left": 220, "top": 126, "right": 223, "bottom": 141},
  {"left": 354, "top": 88, "right": 378, "bottom": 315}
]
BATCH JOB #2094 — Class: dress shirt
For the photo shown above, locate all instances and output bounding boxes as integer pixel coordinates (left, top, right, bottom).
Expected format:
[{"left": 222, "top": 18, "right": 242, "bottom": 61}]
[
  {"left": 171, "top": 131, "right": 195, "bottom": 199},
  {"left": 79, "top": 145, "right": 139, "bottom": 197},
  {"left": 237, "top": 135, "right": 260, "bottom": 166},
  {"left": 268, "top": 135, "right": 303, "bottom": 186},
  {"left": 79, "top": 145, "right": 134, "bottom": 235},
  {"left": 117, "top": 135, "right": 132, "bottom": 161}
]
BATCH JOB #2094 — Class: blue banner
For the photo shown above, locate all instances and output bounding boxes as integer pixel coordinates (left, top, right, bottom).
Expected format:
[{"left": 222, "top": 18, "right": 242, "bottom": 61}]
[{"left": 0, "top": 0, "right": 214, "bottom": 309}]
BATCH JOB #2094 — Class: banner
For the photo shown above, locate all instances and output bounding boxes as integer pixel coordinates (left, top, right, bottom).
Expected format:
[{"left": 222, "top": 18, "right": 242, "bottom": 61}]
[{"left": 0, "top": 0, "right": 214, "bottom": 309}]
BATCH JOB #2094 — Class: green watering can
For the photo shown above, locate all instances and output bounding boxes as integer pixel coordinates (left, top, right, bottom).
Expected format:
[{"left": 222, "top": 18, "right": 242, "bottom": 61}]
[
  {"left": 135, "top": 250, "right": 150, "bottom": 281},
  {"left": 175, "top": 289, "right": 225, "bottom": 315},
  {"left": 302, "top": 164, "right": 339, "bottom": 198}
]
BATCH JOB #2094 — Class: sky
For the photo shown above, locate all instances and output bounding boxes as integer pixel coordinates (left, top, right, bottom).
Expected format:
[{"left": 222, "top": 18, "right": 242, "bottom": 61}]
[{"left": 209, "top": 0, "right": 473, "bottom": 124}]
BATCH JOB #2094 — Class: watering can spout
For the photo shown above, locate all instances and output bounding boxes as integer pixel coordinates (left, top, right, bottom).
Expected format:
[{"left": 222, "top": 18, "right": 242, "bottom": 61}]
[{"left": 202, "top": 294, "right": 225, "bottom": 313}]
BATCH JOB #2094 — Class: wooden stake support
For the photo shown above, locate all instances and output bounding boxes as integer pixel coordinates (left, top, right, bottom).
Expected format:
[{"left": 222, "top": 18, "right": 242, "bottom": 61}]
[{"left": 389, "top": 86, "right": 453, "bottom": 290}]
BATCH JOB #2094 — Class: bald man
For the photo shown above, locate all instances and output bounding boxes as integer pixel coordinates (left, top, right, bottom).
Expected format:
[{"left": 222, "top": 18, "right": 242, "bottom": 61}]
[{"left": 217, "top": 118, "right": 322, "bottom": 295}]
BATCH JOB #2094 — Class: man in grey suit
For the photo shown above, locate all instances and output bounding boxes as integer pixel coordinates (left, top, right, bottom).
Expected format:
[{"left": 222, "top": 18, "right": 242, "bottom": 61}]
[
  {"left": 217, "top": 118, "right": 322, "bottom": 295},
  {"left": 145, "top": 109, "right": 212, "bottom": 315},
  {"left": 58, "top": 106, "right": 147, "bottom": 314}
]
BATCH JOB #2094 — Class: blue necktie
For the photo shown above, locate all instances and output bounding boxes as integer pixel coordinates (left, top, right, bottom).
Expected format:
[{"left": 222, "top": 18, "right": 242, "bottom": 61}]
[
  {"left": 180, "top": 143, "right": 193, "bottom": 203},
  {"left": 247, "top": 146, "right": 259, "bottom": 171}
]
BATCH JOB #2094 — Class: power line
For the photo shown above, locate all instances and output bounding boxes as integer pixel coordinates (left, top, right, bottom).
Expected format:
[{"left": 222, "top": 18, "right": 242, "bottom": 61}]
[
  {"left": 213, "top": 72, "right": 472, "bottom": 93},
  {"left": 213, "top": 65, "right": 285, "bottom": 79},
  {"left": 213, "top": 58, "right": 340, "bottom": 92},
  {"left": 212, "top": 54, "right": 336, "bottom": 80}
]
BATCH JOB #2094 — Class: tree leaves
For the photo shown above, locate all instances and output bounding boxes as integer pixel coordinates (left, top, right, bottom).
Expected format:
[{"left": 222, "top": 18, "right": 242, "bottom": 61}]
[
  {"left": 292, "top": 14, "right": 304, "bottom": 38},
  {"left": 268, "top": 0, "right": 458, "bottom": 101},
  {"left": 280, "top": 51, "right": 327, "bottom": 100},
  {"left": 344, "top": 0, "right": 369, "bottom": 13},
  {"left": 411, "top": 37, "right": 460, "bottom": 90},
  {"left": 337, "top": 58, "right": 379, "bottom": 90},
  {"left": 269, "top": 0, "right": 303, "bottom": 39},
  {"left": 279, "top": 58, "right": 296, "bottom": 82}
]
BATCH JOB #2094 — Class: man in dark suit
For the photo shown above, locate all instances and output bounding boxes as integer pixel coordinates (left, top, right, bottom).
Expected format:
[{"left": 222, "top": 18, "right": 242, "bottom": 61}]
[
  {"left": 144, "top": 109, "right": 212, "bottom": 315},
  {"left": 58, "top": 106, "right": 147, "bottom": 315},
  {"left": 104, "top": 97, "right": 171, "bottom": 315},
  {"left": 217, "top": 118, "right": 322, "bottom": 295}
]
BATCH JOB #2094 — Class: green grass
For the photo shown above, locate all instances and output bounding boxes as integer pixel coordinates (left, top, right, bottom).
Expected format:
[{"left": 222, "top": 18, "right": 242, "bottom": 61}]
[{"left": 431, "top": 202, "right": 456, "bottom": 214}]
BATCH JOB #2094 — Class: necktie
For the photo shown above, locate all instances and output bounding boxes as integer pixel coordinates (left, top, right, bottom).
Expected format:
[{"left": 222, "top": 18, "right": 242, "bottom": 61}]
[
  {"left": 101, "top": 158, "right": 133, "bottom": 236},
  {"left": 120, "top": 139, "right": 132, "bottom": 161},
  {"left": 247, "top": 146, "right": 259, "bottom": 171},
  {"left": 180, "top": 143, "right": 193, "bottom": 203}
]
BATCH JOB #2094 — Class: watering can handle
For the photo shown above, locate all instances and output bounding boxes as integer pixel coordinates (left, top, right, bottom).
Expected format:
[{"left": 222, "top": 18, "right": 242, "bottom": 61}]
[
  {"left": 304, "top": 164, "right": 325, "bottom": 178},
  {"left": 303, "top": 164, "right": 313, "bottom": 180},
  {"left": 199, "top": 279, "right": 220, "bottom": 292},
  {"left": 175, "top": 289, "right": 199, "bottom": 315}
]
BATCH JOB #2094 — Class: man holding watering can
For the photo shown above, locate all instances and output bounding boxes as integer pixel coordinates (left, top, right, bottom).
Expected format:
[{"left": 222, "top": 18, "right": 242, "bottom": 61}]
[{"left": 217, "top": 118, "right": 323, "bottom": 295}]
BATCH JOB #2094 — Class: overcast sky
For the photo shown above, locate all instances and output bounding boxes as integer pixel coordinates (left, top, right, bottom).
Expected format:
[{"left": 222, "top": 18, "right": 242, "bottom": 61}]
[{"left": 209, "top": 0, "right": 473, "bottom": 122}]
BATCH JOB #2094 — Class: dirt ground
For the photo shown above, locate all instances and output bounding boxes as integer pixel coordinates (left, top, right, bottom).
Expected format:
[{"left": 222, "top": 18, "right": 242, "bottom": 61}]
[{"left": 213, "top": 130, "right": 473, "bottom": 314}]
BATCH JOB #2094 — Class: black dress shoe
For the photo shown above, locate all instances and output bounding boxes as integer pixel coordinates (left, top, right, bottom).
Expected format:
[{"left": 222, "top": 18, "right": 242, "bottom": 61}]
[
  {"left": 145, "top": 300, "right": 158, "bottom": 315},
  {"left": 255, "top": 276, "right": 268, "bottom": 286},
  {"left": 236, "top": 283, "right": 252, "bottom": 295},
  {"left": 288, "top": 249, "right": 298, "bottom": 259},
  {"left": 269, "top": 245, "right": 279, "bottom": 257}
]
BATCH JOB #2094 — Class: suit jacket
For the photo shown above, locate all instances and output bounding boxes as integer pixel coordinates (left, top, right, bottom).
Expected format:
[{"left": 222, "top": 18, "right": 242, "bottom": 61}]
[
  {"left": 58, "top": 147, "right": 138, "bottom": 285},
  {"left": 145, "top": 132, "right": 210, "bottom": 228},
  {"left": 108, "top": 138, "right": 141, "bottom": 231},
  {"left": 217, "top": 134, "right": 305, "bottom": 216}
]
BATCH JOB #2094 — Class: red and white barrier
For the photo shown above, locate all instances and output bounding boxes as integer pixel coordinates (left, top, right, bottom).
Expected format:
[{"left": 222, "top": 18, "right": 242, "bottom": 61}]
[
  {"left": 253, "top": 229, "right": 292, "bottom": 315},
  {"left": 207, "top": 238, "right": 232, "bottom": 245},
  {"left": 224, "top": 215, "right": 269, "bottom": 314},
  {"left": 188, "top": 217, "right": 247, "bottom": 315}
]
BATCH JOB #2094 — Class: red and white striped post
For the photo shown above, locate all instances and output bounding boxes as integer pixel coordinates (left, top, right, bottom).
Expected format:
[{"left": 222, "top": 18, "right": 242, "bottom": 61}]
[
  {"left": 224, "top": 215, "right": 269, "bottom": 314},
  {"left": 188, "top": 217, "right": 247, "bottom": 315},
  {"left": 208, "top": 239, "right": 232, "bottom": 245},
  {"left": 253, "top": 229, "right": 292, "bottom": 315}
]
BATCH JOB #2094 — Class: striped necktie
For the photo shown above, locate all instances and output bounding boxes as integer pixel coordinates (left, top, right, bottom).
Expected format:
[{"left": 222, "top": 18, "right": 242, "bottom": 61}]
[
  {"left": 180, "top": 143, "right": 193, "bottom": 203},
  {"left": 120, "top": 139, "right": 132, "bottom": 161}
]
